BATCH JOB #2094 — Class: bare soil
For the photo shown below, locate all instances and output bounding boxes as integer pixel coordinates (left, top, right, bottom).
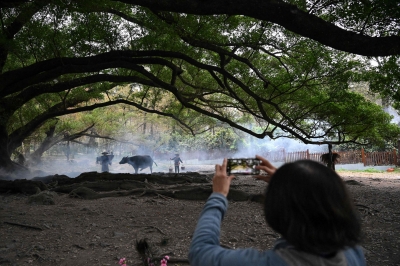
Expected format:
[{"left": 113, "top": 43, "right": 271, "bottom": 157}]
[{"left": 1, "top": 167, "right": 400, "bottom": 266}]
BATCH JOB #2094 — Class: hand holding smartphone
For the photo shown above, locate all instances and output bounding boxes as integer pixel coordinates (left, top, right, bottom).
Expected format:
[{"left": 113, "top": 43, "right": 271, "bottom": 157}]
[{"left": 227, "top": 158, "right": 261, "bottom": 175}]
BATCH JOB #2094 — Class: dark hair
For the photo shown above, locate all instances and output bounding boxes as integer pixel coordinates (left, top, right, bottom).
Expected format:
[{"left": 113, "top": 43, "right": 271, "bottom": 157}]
[{"left": 264, "top": 160, "right": 361, "bottom": 254}]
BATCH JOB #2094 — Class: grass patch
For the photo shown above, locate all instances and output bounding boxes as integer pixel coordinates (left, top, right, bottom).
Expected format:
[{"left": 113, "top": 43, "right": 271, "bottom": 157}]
[{"left": 337, "top": 168, "right": 385, "bottom": 173}]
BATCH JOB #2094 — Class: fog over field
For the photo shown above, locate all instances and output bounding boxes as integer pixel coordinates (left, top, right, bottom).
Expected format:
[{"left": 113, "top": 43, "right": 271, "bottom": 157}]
[{"left": 22, "top": 137, "right": 330, "bottom": 178}]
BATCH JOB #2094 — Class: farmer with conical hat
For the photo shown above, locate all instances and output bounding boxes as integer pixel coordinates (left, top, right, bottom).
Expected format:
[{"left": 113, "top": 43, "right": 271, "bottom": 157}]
[
  {"left": 170, "top": 153, "right": 183, "bottom": 173},
  {"left": 97, "top": 150, "right": 113, "bottom": 172}
]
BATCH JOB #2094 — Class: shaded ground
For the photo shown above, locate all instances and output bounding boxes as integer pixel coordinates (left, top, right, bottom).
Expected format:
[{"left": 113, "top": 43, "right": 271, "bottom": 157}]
[{"left": 1, "top": 162, "right": 400, "bottom": 266}]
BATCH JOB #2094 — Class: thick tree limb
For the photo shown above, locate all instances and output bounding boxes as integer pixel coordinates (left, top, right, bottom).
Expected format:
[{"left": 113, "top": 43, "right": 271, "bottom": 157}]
[{"left": 116, "top": 0, "right": 400, "bottom": 56}]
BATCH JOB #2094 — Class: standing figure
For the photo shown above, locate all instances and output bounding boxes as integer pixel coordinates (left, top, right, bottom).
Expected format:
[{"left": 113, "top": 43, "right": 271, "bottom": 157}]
[
  {"left": 97, "top": 151, "right": 113, "bottom": 172},
  {"left": 170, "top": 153, "right": 183, "bottom": 173}
]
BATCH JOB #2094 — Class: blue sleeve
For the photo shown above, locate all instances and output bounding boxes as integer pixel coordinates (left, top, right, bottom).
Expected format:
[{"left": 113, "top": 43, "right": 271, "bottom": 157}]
[
  {"left": 189, "top": 193, "right": 285, "bottom": 266},
  {"left": 343, "top": 246, "right": 367, "bottom": 266}
]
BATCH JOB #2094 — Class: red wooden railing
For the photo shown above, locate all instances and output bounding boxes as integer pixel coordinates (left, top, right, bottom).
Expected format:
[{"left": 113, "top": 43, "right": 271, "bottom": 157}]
[{"left": 261, "top": 148, "right": 398, "bottom": 166}]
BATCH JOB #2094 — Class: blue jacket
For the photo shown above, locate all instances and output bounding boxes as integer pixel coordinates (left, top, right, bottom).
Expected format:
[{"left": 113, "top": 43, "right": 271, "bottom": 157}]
[{"left": 189, "top": 193, "right": 366, "bottom": 266}]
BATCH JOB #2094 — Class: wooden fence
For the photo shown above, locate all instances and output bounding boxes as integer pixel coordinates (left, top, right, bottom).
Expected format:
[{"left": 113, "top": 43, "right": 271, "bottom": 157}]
[{"left": 261, "top": 148, "right": 398, "bottom": 166}]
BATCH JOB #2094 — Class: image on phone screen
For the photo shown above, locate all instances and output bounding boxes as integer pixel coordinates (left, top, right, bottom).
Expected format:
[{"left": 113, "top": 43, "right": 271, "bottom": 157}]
[{"left": 227, "top": 158, "right": 261, "bottom": 175}]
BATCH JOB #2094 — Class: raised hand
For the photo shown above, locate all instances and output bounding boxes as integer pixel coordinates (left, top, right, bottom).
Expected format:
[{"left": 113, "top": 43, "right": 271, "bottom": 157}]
[
  {"left": 254, "top": 155, "right": 277, "bottom": 183},
  {"left": 212, "top": 158, "right": 235, "bottom": 197}
]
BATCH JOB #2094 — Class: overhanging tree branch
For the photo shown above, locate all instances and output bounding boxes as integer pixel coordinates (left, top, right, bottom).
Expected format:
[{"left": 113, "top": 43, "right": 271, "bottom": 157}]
[{"left": 115, "top": 0, "right": 400, "bottom": 56}]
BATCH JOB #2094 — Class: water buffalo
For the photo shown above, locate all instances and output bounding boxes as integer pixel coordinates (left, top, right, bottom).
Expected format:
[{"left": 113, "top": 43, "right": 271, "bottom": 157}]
[{"left": 119, "top": 155, "right": 157, "bottom": 174}]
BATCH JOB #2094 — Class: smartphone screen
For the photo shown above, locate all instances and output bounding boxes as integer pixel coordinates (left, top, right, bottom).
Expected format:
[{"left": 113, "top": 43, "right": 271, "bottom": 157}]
[{"left": 227, "top": 158, "right": 261, "bottom": 175}]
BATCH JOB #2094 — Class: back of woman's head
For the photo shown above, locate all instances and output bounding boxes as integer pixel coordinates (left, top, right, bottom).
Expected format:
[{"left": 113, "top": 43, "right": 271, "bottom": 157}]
[{"left": 264, "top": 160, "right": 361, "bottom": 254}]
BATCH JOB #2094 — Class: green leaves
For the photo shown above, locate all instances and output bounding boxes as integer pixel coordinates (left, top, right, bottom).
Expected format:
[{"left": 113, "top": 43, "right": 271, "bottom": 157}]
[{"left": 1, "top": 0, "right": 399, "bottom": 164}]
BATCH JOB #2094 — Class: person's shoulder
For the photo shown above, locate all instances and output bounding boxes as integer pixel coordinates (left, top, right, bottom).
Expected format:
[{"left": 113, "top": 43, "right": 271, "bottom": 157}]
[
  {"left": 343, "top": 246, "right": 366, "bottom": 265},
  {"left": 264, "top": 250, "right": 288, "bottom": 265}
]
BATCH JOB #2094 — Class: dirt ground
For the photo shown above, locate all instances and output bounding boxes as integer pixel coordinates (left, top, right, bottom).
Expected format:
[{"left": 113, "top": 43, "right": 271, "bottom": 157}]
[{"left": 1, "top": 164, "right": 400, "bottom": 266}]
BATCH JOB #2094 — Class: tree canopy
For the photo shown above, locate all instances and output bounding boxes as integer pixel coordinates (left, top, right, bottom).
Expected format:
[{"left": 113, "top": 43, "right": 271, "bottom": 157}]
[{"left": 0, "top": 0, "right": 399, "bottom": 171}]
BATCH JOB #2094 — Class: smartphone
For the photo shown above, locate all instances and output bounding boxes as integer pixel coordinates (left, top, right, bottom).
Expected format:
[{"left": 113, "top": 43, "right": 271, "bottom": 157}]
[{"left": 227, "top": 158, "right": 261, "bottom": 175}]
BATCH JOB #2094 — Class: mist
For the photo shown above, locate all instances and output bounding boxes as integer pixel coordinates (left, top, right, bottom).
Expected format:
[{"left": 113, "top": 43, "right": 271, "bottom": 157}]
[
  {"left": 15, "top": 107, "right": 400, "bottom": 180},
  {"left": 15, "top": 134, "right": 331, "bottom": 180}
]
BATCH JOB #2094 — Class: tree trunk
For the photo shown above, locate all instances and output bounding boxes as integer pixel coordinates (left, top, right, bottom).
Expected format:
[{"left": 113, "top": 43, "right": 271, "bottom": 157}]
[
  {"left": 0, "top": 125, "right": 16, "bottom": 171},
  {"left": 28, "top": 125, "right": 58, "bottom": 165},
  {"left": 0, "top": 138, "right": 29, "bottom": 175},
  {"left": 0, "top": 147, "right": 14, "bottom": 171}
]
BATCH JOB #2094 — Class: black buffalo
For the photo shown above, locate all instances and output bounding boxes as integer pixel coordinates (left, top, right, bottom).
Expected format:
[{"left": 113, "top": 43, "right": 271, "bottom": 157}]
[{"left": 119, "top": 155, "right": 157, "bottom": 174}]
